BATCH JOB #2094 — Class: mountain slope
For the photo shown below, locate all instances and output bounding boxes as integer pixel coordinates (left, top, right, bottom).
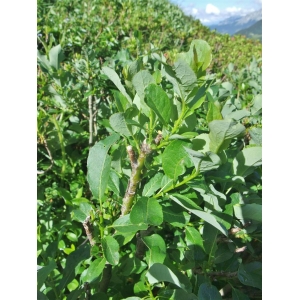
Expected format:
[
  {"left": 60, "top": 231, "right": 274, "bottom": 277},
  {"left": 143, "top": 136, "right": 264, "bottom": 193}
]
[
  {"left": 209, "top": 9, "right": 262, "bottom": 35},
  {"left": 235, "top": 19, "right": 262, "bottom": 42}
]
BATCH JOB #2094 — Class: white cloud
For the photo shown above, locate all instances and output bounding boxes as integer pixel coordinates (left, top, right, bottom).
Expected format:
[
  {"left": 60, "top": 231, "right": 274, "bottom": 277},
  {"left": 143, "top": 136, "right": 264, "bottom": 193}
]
[
  {"left": 206, "top": 4, "right": 220, "bottom": 15},
  {"left": 192, "top": 8, "right": 198, "bottom": 15},
  {"left": 226, "top": 6, "right": 242, "bottom": 13}
]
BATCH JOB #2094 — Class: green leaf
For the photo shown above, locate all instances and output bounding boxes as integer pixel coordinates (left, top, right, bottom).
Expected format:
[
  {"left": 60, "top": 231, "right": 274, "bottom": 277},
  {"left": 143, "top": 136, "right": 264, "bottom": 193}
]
[
  {"left": 249, "top": 127, "right": 262, "bottom": 146},
  {"left": 224, "top": 109, "right": 250, "bottom": 121},
  {"left": 203, "top": 223, "right": 219, "bottom": 257},
  {"left": 232, "top": 146, "right": 262, "bottom": 177},
  {"left": 142, "top": 234, "right": 166, "bottom": 265},
  {"left": 197, "top": 282, "right": 222, "bottom": 300},
  {"left": 112, "top": 215, "right": 148, "bottom": 233},
  {"left": 37, "top": 259, "right": 57, "bottom": 290},
  {"left": 112, "top": 90, "right": 131, "bottom": 112},
  {"left": 176, "top": 39, "right": 212, "bottom": 75},
  {"left": 251, "top": 94, "right": 262, "bottom": 115},
  {"left": 58, "top": 244, "right": 90, "bottom": 290},
  {"left": 158, "top": 289, "right": 198, "bottom": 299},
  {"left": 183, "top": 148, "right": 221, "bottom": 173},
  {"left": 37, "top": 291, "right": 49, "bottom": 300},
  {"left": 87, "top": 133, "right": 120, "bottom": 201},
  {"left": 144, "top": 84, "right": 172, "bottom": 126},
  {"left": 162, "top": 140, "right": 192, "bottom": 181},
  {"left": 173, "top": 59, "right": 197, "bottom": 95},
  {"left": 142, "top": 173, "right": 164, "bottom": 197},
  {"left": 206, "top": 100, "right": 223, "bottom": 123},
  {"left": 209, "top": 120, "right": 245, "bottom": 153},
  {"left": 162, "top": 204, "right": 190, "bottom": 228},
  {"left": 184, "top": 226, "right": 206, "bottom": 263},
  {"left": 102, "top": 236, "right": 120, "bottom": 266},
  {"left": 72, "top": 203, "right": 93, "bottom": 223},
  {"left": 80, "top": 257, "right": 106, "bottom": 283},
  {"left": 238, "top": 262, "right": 262, "bottom": 290},
  {"left": 146, "top": 263, "right": 188, "bottom": 291},
  {"left": 234, "top": 204, "right": 262, "bottom": 222},
  {"left": 107, "top": 169, "right": 121, "bottom": 197},
  {"left": 170, "top": 195, "right": 227, "bottom": 236},
  {"left": 49, "top": 44, "right": 64, "bottom": 70},
  {"left": 102, "top": 66, "right": 132, "bottom": 103},
  {"left": 109, "top": 113, "right": 132, "bottom": 137},
  {"left": 132, "top": 70, "right": 155, "bottom": 100},
  {"left": 130, "top": 197, "right": 163, "bottom": 226},
  {"left": 232, "top": 289, "right": 251, "bottom": 300}
]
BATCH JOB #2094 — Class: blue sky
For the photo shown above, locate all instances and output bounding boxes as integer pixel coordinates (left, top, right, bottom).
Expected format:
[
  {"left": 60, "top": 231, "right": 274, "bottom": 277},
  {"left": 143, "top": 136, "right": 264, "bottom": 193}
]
[{"left": 170, "top": 0, "right": 262, "bottom": 25}]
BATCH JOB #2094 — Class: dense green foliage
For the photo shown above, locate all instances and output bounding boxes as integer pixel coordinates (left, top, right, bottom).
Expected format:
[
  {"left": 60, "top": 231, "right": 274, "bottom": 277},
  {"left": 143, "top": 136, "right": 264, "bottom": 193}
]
[
  {"left": 37, "top": 0, "right": 261, "bottom": 76},
  {"left": 37, "top": 0, "right": 262, "bottom": 299}
]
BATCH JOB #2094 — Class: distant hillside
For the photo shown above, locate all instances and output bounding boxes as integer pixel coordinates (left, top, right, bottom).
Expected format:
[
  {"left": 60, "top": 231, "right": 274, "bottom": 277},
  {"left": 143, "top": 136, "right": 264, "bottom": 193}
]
[
  {"left": 209, "top": 9, "right": 262, "bottom": 35},
  {"left": 235, "top": 19, "right": 262, "bottom": 42}
]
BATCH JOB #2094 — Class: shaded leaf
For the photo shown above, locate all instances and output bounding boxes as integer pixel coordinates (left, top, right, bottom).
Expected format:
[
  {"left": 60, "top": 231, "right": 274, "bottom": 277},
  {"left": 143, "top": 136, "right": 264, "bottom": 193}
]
[
  {"left": 37, "top": 259, "right": 57, "bottom": 290},
  {"left": 232, "top": 146, "right": 262, "bottom": 177},
  {"left": 58, "top": 244, "right": 90, "bottom": 290},
  {"left": 170, "top": 195, "right": 227, "bottom": 236},
  {"left": 209, "top": 120, "right": 245, "bottom": 153},
  {"left": 234, "top": 204, "right": 262, "bottom": 222},
  {"left": 146, "top": 263, "right": 187, "bottom": 291},
  {"left": 238, "top": 262, "right": 262, "bottom": 290},
  {"left": 198, "top": 282, "right": 222, "bottom": 300}
]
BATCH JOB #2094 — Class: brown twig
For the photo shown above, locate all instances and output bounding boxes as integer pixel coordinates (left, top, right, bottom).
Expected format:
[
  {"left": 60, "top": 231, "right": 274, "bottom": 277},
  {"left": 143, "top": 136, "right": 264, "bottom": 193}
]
[{"left": 82, "top": 216, "right": 95, "bottom": 246}]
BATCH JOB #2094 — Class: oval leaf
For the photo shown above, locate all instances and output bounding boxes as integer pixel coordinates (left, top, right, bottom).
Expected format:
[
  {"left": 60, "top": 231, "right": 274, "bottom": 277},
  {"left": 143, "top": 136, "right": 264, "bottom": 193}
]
[
  {"left": 102, "top": 236, "right": 120, "bottom": 266},
  {"left": 144, "top": 83, "right": 172, "bottom": 126},
  {"left": 81, "top": 257, "right": 106, "bottom": 283},
  {"left": 87, "top": 133, "right": 120, "bottom": 201},
  {"left": 109, "top": 113, "right": 132, "bottom": 137},
  {"left": 198, "top": 282, "right": 222, "bottom": 300},
  {"left": 130, "top": 197, "right": 163, "bottom": 226}
]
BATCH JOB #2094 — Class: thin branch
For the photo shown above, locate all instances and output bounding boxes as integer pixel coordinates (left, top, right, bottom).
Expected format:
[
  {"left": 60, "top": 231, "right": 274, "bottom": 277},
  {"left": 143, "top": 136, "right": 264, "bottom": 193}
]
[
  {"left": 121, "top": 141, "right": 152, "bottom": 216},
  {"left": 88, "top": 94, "right": 93, "bottom": 146},
  {"left": 37, "top": 137, "right": 54, "bottom": 175},
  {"left": 99, "top": 264, "right": 112, "bottom": 293},
  {"left": 82, "top": 216, "right": 95, "bottom": 246}
]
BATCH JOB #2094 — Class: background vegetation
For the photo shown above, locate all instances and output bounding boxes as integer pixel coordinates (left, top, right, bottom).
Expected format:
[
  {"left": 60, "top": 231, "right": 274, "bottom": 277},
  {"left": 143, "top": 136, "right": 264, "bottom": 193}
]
[{"left": 37, "top": 0, "right": 262, "bottom": 299}]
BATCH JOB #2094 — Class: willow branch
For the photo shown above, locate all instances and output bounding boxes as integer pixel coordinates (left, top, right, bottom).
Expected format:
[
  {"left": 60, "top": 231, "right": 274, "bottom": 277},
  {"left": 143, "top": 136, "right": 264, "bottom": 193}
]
[
  {"left": 88, "top": 94, "right": 93, "bottom": 146},
  {"left": 37, "top": 136, "right": 54, "bottom": 175},
  {"left": 82, "top": 216, "right": 95, "bottom": 246},
  {"left": 99, "top": 263, "right": 112, "bottom": 293},
  {"left": 121, "top": 141, "right": 151, "bottom": 216}
]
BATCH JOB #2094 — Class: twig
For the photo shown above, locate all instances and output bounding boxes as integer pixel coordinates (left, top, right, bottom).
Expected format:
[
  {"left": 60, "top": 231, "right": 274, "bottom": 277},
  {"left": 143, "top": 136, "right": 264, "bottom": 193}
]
[
  {"left": 121, "top": 141, "right": 152, "bottom": 216},
  {"left": 193, "top": 268, "right": 238, "bottom": 278},
  {"left": 83, "top": 282, "right": 91, "bottom": 300},
  {"left": 99, "top": 263, "right": 112, "bottom": 293},
  {"left": 37, "top": 137, "right": 54, "bottom": 174},
  {"left": 82, "top": 216, "right": 95, "bottom": 246},
  {"left": 88, "top": 94, "right": 93, "bottom": 146}
]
